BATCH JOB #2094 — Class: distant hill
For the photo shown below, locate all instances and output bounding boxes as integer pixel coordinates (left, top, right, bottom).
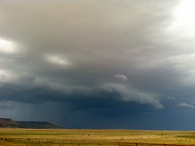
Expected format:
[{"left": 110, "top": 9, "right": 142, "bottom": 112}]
[
  {"left": 0, "top": 118, "right": 63, "bottom": 129},
  {"left": 0, "top": 118, "right": 19, "bottom": 128},
  {"left": 16, "top": 121, "right": 63, "bottom": 129}
]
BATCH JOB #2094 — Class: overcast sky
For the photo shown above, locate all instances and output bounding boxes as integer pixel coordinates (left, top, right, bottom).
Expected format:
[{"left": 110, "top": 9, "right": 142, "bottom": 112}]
[{"left": 1, "top": 0, "right": 195, "bottom": 130}]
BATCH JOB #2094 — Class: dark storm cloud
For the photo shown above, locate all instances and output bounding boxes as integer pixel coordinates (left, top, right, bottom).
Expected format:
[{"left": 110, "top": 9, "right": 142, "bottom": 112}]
[
  {"left": 1, "top": 0, "right": 195, "bottom": 129},
  {"left": 0, "top": 81, "right": 163, "bottom": 110}
]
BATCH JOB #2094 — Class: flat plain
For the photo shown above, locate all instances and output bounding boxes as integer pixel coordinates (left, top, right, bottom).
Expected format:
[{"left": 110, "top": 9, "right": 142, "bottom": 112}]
[{"left": 0, "top": 128, "right": 195, "bottom": 146}]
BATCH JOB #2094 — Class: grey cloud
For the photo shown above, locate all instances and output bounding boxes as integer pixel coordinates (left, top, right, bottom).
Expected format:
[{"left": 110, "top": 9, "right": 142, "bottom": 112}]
[
  {"left": 0, "top": 0, "right": 184, "bottom": 108},
  {"left": 19, "top": 74, "right": 36, "bottom": 83},
  {"left": 166, "top": 96, "right": 176, "bottom": 100},
  {"left": 177, "top": 103, "right": 194, "bottom": 109},
  {"left": 0, "top": 1, "right": 184, "bottom": 98},
  {"left": 0, "top": 81, "right": 163, "bottom": 110},
  {"left": 114, "top": 74, "right": 128, "bottom": 81},
  {"left": 0, "top": 74, "right": 6, "bottom": 81},
  {"left": 100, "top": 84, "right": 164, "bottom": 110}
]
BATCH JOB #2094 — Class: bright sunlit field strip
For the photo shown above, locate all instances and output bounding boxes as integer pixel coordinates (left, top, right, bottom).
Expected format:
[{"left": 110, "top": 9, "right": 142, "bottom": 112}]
[{"left": 1, "top": 129, "right": 195, "bottom": 146}]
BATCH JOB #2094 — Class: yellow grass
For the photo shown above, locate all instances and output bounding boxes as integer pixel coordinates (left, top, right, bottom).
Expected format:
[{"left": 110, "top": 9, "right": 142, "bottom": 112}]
[{"left": 0, "top": 128, "right": 195, "bottom": 146}]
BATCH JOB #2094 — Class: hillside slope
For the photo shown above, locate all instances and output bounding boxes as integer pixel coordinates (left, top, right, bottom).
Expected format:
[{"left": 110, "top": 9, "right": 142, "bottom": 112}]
[{"left": 0, "top": 118, "right": 19, "bottom": 128}]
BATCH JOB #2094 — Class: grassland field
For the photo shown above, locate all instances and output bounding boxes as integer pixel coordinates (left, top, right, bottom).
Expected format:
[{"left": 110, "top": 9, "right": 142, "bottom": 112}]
[{"left": 1, "top": 128, "right": 195, "bottom": 146}]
